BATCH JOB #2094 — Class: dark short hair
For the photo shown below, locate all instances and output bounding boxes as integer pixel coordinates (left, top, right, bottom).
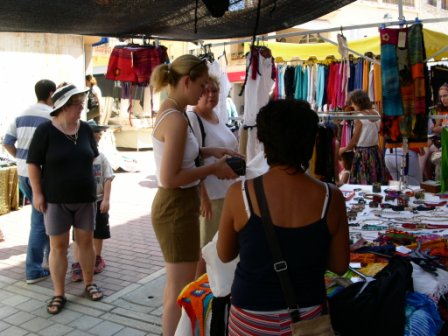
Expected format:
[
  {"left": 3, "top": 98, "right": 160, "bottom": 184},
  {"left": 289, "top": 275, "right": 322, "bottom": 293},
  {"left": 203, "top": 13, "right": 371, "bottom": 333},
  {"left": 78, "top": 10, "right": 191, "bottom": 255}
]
[
  {"left": 35, "top": 79, "right": 56, "bottom": 101},
  {"left": 347, "top": 89, "right": 372, "bottom": 110},
  {"left": 256, "top": 99, "right": 318, "bottom": 173}
]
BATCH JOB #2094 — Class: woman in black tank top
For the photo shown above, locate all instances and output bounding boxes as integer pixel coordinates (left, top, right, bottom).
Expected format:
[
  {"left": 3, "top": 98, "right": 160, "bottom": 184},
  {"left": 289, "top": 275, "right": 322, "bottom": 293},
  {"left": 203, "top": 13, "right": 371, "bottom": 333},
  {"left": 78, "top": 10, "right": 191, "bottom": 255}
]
[{"left": 217, "top": 99, "right": 350, "bottom": 335}]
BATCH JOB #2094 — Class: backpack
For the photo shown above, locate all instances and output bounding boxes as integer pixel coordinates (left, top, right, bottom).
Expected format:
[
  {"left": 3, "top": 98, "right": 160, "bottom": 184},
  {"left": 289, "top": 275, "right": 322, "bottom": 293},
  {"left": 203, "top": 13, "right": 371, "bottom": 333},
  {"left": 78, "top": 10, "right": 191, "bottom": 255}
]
[
  {"left": 328, "top": 256, "right": 414, "bottom": 336},
  {"left": 87, "top": 88, "right": 99, "bottom": 110}
]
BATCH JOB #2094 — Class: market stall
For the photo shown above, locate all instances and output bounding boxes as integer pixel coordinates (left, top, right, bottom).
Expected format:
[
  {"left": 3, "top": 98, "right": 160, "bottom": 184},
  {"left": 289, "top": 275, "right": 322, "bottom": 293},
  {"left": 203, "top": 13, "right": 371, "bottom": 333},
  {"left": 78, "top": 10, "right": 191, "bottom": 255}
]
[{"left": 175, "top": 183, "right": 448, "bottom": 335}]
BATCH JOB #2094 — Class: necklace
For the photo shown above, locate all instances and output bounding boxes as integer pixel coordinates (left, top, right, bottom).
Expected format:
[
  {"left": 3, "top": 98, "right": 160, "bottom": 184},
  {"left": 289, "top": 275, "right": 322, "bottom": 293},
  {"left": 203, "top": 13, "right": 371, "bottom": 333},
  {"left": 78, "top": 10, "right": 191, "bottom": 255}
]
[
  {"left": 166, "top": 97, "right": 179, "bottom": 109},
  {"left": 64, "top": 131, "right": 78, "bottom": 145},
  {"left": 60, "top": 121, "right": 79, "bottom": 145}
]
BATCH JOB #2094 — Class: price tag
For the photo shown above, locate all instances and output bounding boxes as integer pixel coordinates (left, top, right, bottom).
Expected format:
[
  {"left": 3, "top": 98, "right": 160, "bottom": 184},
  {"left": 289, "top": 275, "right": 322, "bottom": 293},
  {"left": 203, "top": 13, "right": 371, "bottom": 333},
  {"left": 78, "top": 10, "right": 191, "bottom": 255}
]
[{"left": 398, "top": 31, "right": 407, "bottom": 48}]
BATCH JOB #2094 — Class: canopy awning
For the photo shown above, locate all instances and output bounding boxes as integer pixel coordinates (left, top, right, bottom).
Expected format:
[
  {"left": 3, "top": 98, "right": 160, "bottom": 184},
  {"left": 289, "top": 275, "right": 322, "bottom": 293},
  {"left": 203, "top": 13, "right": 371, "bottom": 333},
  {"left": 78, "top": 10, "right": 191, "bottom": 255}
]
[
  {"left": 244, "top": 28, "right": 448, "bottom": 61},
  {"left": 0, "top": 0, "right": 356, "bottom": 41}
]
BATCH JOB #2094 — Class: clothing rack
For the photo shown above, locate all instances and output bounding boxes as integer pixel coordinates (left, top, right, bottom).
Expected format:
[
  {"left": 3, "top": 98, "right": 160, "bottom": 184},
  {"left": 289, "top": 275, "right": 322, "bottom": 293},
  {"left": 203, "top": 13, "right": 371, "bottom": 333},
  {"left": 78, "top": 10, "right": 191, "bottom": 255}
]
[
  {"left": 205, "top": 17, "right": 448, "bottom": 48},
  {"left": 317, "top": 112, "right": 380, "bottom": 121},
  {"left": 429, "top": 115, "right": 448, "bottom": 119},
  {"left": 317, "top": 34, "right": 380, "bottom": 65}
]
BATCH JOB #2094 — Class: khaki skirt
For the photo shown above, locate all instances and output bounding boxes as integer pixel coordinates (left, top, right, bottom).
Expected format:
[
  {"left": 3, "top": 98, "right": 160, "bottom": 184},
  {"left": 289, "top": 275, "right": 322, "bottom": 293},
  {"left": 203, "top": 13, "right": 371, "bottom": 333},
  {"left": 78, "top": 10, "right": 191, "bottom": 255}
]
[{"left": 151, "top": 186, "right": 200, "bottom": 263}]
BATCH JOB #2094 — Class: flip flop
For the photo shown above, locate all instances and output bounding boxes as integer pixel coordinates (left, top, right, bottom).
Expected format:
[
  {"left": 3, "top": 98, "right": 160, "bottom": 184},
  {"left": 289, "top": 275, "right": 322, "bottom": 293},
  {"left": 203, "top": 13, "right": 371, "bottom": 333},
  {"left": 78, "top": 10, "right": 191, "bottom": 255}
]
[{"left": 85, "top": 283, "right": 103, "bottom": 301}]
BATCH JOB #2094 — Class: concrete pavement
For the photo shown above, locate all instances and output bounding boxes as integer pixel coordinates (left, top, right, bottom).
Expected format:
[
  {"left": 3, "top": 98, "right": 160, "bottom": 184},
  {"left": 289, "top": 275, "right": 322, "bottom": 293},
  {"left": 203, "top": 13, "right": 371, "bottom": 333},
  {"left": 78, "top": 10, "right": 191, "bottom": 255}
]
[{"left": 0, "top": 149, "right": 166, "bottom": 336}]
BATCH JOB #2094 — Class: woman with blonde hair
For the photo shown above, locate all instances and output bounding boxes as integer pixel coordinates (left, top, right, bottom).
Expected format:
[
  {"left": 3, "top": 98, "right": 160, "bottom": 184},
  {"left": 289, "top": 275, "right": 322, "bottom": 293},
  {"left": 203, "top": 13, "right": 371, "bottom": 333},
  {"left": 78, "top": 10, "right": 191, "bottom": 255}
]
[
  {"left": 187, "top": 75, "right": 239, "bottom": 277},
  {"left": 150, "top": 54, "right": 238, "bottom": 335}
]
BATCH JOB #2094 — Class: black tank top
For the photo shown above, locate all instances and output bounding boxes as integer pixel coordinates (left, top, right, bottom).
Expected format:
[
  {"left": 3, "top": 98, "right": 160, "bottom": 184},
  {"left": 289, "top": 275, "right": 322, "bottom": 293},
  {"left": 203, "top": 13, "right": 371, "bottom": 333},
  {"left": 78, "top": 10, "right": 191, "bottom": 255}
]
[{"left": 231, "top": 180, "right": 332, "bottom": 311}]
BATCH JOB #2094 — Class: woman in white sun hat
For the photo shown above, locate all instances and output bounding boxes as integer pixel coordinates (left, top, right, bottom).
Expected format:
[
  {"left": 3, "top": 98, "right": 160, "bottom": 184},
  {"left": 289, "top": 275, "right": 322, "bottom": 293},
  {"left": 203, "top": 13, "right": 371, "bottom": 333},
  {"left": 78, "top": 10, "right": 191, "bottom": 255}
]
[{"left": 27, "top": 83, "right": 103, "bottom": 315}]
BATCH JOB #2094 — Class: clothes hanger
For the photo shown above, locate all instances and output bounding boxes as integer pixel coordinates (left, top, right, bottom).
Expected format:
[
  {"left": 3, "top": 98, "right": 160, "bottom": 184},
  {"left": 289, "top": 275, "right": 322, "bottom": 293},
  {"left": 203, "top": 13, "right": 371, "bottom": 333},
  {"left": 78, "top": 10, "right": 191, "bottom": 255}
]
[{"left": 217, "top": 42, "right": 228, "bottom": 65}]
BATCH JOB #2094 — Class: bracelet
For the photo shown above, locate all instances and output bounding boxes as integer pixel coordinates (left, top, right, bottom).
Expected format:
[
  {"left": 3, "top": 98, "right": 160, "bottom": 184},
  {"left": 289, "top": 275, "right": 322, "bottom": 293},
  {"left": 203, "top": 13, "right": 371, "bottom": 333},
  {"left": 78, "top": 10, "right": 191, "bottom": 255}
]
[{"left": 361, "top": 219, "right": 386, "bottom": 226}]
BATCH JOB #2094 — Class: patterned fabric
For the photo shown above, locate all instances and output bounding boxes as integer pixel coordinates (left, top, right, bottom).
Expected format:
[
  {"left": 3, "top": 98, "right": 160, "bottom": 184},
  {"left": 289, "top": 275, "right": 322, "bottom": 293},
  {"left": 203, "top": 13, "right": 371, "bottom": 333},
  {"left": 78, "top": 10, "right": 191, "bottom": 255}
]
[
  {"left": 404, "top": 292, "right": 442, "bottom": 336},
  {"left": 380, "top": 28, "right": 403, "bottom": 117},
  {"left": 177, "top": 273, "right": 214, "bottom": 336},
  {"left": 380, "top": 23, "right": 429, "bottom": 147},
  {"left": 228, "top": 304, "right": 324, "bottom": 336},
  {"left": 349, "top": 145, "right": 388, "bottom": 185}
]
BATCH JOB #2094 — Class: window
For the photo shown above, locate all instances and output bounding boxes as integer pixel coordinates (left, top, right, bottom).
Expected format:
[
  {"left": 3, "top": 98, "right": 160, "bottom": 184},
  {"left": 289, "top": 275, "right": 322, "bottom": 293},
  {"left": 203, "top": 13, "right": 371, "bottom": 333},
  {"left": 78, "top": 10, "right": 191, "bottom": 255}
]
[
  {"left": 427, "top": 0, "right": 437, "bottom": 6},
  {"left": 383, "top": 0, "right": 414, "bottom": 6},
  {"left": 442, "top": 0, "right": 448, "bottom": 10}
]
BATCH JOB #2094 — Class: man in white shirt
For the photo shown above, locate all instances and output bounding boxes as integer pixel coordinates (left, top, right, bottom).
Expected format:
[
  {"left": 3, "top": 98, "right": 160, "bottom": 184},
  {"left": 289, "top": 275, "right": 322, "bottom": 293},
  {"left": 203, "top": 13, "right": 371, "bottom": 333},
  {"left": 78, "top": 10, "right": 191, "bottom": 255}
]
[{"left": 3, "top": 79, "right": 56, "bottom": 284}]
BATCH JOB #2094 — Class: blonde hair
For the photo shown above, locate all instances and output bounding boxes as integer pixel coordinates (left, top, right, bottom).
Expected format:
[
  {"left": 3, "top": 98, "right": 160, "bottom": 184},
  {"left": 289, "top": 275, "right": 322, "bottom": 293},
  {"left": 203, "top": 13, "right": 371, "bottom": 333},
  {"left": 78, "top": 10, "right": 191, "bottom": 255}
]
[
  {"left": 207, "top": 75, "right": 220, "bottom": 89},
  {"left": 150, "top": 54, "right": 208, "bottom": 92}
]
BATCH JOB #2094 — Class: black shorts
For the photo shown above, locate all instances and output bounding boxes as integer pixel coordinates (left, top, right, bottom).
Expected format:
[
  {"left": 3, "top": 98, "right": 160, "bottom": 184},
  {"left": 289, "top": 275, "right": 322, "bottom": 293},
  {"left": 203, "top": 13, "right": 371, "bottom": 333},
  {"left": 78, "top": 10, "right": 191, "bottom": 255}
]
[
  {"left": 72, "top": 201, "right": 111, "bottom": 241},
  {"left": 94, "top": 201, "right": 111, "bottom": 240}
]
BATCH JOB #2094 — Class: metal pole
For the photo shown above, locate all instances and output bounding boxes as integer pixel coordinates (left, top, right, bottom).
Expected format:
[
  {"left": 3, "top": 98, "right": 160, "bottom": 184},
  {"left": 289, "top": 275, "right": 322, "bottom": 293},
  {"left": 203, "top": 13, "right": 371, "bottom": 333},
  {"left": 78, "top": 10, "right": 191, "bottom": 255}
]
[
  {"left": 206, "top": 17, "right": 448, "bottom": 47},
  {"left": 398, "top": 0, "right": 405, "bottom": 22}
]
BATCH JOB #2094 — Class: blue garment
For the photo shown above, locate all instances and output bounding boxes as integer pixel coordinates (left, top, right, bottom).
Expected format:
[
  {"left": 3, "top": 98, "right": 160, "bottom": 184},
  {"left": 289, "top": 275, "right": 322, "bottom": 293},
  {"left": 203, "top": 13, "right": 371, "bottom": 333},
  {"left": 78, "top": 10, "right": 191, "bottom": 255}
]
[
  {"left": 381, "top": 43, "right": 404, "bottom": 117},
  {"left": 348, "top": 63, "right": 356, "bottom": 92},
  {"left": 294, "top": 65, "right": 303, "bottom": 100},
  {"left": 19, "top": 176, "right": 50, "bottom": 280},
  {"left": 302, "top": 66, "right": 309, "bottom": 101},
  {"left": 354, "top": 61, "right": 364, "bottom": 90},
  {"left": 404, "top": 292, "right": 442, "bottom": 336},
  {"left": 315, "top": 64, "right": 326, "bottom": 110}
]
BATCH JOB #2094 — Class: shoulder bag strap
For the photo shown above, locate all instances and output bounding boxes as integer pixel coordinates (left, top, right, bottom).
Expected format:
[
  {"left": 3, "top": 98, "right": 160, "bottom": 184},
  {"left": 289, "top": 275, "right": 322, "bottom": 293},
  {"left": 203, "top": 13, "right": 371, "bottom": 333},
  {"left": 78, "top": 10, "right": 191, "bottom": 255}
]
[
  {"left": 194, "top": 112, "right": 206, "bottom": 147},
  {"left": 253, "top": 176, "right": 301, "bottom": 323}
]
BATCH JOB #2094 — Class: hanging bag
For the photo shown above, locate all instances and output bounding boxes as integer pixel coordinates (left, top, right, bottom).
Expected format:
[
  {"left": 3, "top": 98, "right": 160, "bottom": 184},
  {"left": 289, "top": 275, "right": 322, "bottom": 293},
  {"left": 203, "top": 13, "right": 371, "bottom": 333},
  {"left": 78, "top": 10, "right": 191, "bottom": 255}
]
[{"left": 253, "top": 176, "right": 335, "bottom": 336}]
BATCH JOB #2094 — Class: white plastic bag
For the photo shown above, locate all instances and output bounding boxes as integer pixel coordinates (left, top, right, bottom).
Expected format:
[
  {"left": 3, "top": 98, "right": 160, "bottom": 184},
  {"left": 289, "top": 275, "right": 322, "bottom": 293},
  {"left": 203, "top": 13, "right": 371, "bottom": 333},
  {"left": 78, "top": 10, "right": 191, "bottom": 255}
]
[{"left": 202, "top": 234, "right": 238, "bottom": 297}]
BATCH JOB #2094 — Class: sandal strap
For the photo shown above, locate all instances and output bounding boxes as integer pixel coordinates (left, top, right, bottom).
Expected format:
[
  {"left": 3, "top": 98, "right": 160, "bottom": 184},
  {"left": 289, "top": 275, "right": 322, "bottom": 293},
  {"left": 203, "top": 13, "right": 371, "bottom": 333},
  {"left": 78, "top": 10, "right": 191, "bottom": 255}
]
[
  {"left": 48, "top": 296, "right": 66, "bottom": 307},
  {"left": 86, "top": 283, "right": 101, "bottom": 293}
]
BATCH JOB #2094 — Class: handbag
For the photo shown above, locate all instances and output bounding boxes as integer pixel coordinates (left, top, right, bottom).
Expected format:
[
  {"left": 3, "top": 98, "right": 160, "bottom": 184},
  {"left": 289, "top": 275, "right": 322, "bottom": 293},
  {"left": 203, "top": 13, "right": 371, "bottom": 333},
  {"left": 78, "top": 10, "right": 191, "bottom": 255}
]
[{"left": 253, "top": 176, "right": 335, "bottom": 336}]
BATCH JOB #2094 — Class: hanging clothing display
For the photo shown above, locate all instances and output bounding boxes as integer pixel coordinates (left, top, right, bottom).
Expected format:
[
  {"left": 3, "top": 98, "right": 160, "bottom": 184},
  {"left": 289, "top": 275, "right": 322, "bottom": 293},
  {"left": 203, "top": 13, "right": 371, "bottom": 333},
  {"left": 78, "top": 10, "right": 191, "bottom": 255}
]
[
  {"left": 106, "top": 44, "right": 168, "bottom": 85},
  {"left": 243, "top": 46, "right": 276, "bottom": 161},
  {"left": 380, "top": 23, "right": 429, "bottom": 147},
  {"left": 105, "top": 44, "right": 169, "bottom": 125},
  {"left": 273, "top": 57, "right": 378, "bottom": 112},
  {"left": 208, "top": 60, "right": 231, "bottom": 125}
]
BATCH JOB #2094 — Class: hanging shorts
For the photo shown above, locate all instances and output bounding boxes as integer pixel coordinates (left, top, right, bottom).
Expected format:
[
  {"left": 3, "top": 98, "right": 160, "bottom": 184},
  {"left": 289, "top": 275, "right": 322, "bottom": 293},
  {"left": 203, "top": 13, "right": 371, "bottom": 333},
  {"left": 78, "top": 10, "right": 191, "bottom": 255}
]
[{"left": 151, "top": 186, "right": 200, "bottom": 263}]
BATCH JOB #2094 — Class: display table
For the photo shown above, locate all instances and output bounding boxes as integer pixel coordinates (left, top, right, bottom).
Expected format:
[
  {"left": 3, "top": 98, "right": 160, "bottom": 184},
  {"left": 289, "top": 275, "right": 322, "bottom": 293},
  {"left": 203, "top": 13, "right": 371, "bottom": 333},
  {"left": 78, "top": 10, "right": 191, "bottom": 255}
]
[
  {"left": 341, "top": 184, "right": 448, "bottom": 242},
  {"left": 175, "top": 183, "right": 448, "bottom": 335},
  {"left": 0, "top": 166, "right": 19, "bottom": 215}
]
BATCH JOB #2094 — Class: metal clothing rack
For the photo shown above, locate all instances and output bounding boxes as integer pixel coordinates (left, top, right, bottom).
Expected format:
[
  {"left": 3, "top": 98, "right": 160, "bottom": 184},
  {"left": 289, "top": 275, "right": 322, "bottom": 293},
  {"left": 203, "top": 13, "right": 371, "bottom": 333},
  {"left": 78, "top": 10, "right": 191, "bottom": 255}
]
[
  {"left": 317, "top": 112, "right": 381, "bottom": 121},
  {"left": 205, "top": 17, "right": 448, "bottom": 48}
]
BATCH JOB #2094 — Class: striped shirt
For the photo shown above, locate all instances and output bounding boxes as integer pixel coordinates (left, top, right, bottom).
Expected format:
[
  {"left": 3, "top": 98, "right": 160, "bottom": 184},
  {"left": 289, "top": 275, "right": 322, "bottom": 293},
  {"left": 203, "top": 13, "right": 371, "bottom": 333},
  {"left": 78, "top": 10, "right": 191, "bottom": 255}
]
[{"left": 3, "top": 103, "right": 52, "bottom": 177}]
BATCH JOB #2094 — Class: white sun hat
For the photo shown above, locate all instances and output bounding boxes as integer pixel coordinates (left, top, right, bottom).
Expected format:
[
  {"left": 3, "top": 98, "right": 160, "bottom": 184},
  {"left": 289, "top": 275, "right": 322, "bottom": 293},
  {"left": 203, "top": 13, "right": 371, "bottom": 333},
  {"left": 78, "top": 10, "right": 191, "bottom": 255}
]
[{"left": 50, "top": 84, "right": 89, "bottom": 116}]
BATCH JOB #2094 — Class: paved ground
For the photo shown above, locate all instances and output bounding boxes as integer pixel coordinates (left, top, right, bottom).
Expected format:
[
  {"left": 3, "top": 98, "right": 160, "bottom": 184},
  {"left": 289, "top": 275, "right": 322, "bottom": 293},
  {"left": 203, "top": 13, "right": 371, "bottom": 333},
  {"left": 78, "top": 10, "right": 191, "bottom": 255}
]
[{"left": 0, "top": 149, "right": 166, "bottom": 336}]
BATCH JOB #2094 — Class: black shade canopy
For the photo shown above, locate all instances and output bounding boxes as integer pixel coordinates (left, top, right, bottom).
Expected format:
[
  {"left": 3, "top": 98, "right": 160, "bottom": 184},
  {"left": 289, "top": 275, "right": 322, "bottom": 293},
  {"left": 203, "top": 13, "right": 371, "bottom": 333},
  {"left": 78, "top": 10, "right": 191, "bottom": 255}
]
[{"left": 0, "top": 0, "right": 356, "bottom": 41}]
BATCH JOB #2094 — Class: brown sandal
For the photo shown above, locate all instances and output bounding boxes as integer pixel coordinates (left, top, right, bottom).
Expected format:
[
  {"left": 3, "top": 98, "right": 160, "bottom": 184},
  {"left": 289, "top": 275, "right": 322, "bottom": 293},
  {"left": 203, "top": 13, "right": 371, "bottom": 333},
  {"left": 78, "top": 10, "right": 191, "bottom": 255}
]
[
  {"left": 85, "top": 283, "right": 103, "bottom": 301},
  {"left": 47, "top": 296, "right": 66, "bottom": 314}
]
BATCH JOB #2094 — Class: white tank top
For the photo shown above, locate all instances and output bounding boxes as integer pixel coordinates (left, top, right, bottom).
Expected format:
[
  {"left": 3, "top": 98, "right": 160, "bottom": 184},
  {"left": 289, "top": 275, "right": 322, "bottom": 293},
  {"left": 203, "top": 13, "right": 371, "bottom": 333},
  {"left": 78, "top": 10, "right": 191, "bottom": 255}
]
[
  {"left": 152, "top": 109, "right": 200, "bottom": 188},
  {"left": 357, "top": 118, "right": 380, "bottom": 147}
]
